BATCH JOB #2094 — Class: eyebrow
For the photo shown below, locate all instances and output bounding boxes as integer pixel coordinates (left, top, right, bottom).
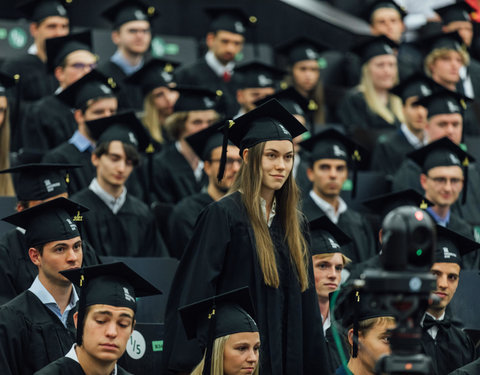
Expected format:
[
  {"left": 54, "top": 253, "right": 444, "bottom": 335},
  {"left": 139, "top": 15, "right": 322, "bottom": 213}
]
[
  {"left": 93, "top": 311, "right": 134, "bottom": 319},
  {"left": 264, "top": 148, "right": 293, "bottom": 154}
]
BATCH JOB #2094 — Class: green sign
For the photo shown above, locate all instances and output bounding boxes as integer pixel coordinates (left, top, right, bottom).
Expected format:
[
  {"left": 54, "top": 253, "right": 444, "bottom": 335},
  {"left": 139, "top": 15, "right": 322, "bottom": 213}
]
[
  {"left": 151, "top": 37, "right": 179, "bottom": 57},
  {"left": 152, "top": 340, "right": 163, "bottom": 352},
  {"left": 8, "top": 27, "right": 28, "bottom": 49}
]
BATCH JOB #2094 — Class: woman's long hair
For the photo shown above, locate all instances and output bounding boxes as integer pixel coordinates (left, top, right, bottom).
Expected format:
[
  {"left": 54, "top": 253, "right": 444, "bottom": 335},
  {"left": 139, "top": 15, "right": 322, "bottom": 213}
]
[
  {"left": 358, "top": 62, "right": 404, "bottom": 125},
  {"left": 229, "top": 142, "right": 310, "bottom": 291},
  {"left": 0, "top": 106, "right": 15, "bottom": 196},
  {"left": 142, "top": 92, "right": 164, "bottom": 144},
  {"left": 190, "top": 335, "right": 260, "bottom": 375}
]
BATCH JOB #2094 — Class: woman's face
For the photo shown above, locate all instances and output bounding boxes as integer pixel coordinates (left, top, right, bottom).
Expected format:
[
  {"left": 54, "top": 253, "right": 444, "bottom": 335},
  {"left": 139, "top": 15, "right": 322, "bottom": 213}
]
[
  {"left": 0, "top": 96, "right": 7, "bottom": 127},
  {"left": 367, "top": 54, "right": 397, "bottom": 91},
  {"left": 152, "top": 86, "right": 179, "bottom": 117},
  {"left": 292, "top": 60, "right": 320, "bottom": 93},
  {"left": 260, "top": 140, "right": 294, "bottom": 194},
  {"left": 223, "top": 332, "right": 260, "bottom": 375}
]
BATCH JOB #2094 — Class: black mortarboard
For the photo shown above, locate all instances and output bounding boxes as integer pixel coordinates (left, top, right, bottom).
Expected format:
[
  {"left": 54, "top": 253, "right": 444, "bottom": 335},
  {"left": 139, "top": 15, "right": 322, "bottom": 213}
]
[
  {"left": 352, "top": 35, "right": 398, "bottom": 64},
  {"left": 415, "top": 89, "right": 470, "bottom": 118},
  {"left": 254, "top": 87, "right": 310, "bottom": 118},
  {"left": 61, "top": 262, "right": 162, "bottom": 344},
  {"left": 435, "top": 1, "right": 474, "bottom": 25},
  {"left": 234, "top": 60, "right": 285, "bottom": 89},
  {"left": 362, "top": 189, "right": 434, "bottom": 220},
  {"left": 57, "top": 69, "right": 118, "bottom": 109},
  {"left": 417, "top": 31, "right": 466, "bottom": 57},
  {"left": 185, "top": 122, "right": 225, "bottom": 161},
  {"left": 124, "top": 58, "right": 180, "bottom": 97},
  {"left": 101, "top": 0, "right": 157, "bottom": 29},
  {"left": 1, "top": 197, "right": 87, "bottom": 248},
  {"left": 275, "top": 36, "right": 327, "bottom": 65},
  {"left": 86, "top": 111, "right": 151, "bottom": 152},
  {"left": 309, "top": 215, "right": 352, "bottom": 255},
  {"left": 173, "top": 86, "right": 222, "bottom": 112},
  {"left": 45, "top": 31, "right": 93, "bottom": 72},
  {"left": 0, "top": 163, "right": 81, "bottom": 201},
  {"left": 204, "top": 6, "right": 254, "bottom": 36},
  {"left": 17, "top": 0, "right": 70, "bottom": 22},
  {"left": 179, "top": 287, "right": 258, "bottom": 375},
  {"left": 390, "top": 72, "right": 437, "bottom": 102},
  {"left": 363, "top": 0, "right": 407, "bottom": 23},
  {"left": 434, "top": 225, "right": 480, "bottom": 266},
  {"left": 0, "top": 71, "right": 17, "bottom": 96}
]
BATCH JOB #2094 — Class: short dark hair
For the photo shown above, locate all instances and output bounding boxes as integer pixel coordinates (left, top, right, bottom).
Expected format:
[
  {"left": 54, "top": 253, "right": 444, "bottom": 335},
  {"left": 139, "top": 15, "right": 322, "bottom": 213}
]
[
  {"left": 93, "top": 141, "right": 140, "bottom": 166},
  {"left": 34, "top": 244, "right": 45, "bottom": 255}
]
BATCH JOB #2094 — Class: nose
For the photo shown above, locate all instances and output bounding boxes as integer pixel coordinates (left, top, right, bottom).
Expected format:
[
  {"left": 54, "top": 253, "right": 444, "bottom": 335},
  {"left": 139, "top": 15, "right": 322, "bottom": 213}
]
[
  {"left": 246, "top": 348, "right": 258, "bottom": 364},
  {"left": 105, "top": 321, "right": 118, "bottom": 338},
  {"left": 275, "top": 157, "right": 286, "bottom": 171},
  {"left": 66, "top": 248, "right": 79, "bottom": 263},
  {"left": 437, "top": 275, "right": 448, "bottom": 290}
]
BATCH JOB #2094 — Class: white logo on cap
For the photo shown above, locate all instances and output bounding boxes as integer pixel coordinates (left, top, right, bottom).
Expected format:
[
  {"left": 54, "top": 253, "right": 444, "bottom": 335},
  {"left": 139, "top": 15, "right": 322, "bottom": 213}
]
[
  {"left": 384, "top": 45, "right": 394, "bottom": 54},
  {"left": 328, "top": 238, "right": 340, "bottom": 249},
  {"left": 65, "top": 218, "right": 77, "bottom": 232},
  {"left": 57, "top": 5, "right": 67, "bottom": 16},
  {"left": 442, "top": 247, "right": 457, "bottom": 259},
  {"left": 333, "top": 145, "right": 347, "bottom": 158},
  {"left": 123, "top": 287, "right": 136, "bottom": 303},
  {"left": 447, "top": 100, "right": 460, "bottom": 113},
  {"left": 99, "top": 84, "right": 112, "bottom": 95},
  {"left": 420, "top": 85, "right": 432, "bottom": 96},
  {"left": 258, "top": 74, "right": 272, "bottom": 87},
  {"left": 43, "top": 179, "right": 61, "bottom": 192},
  {"left": 278, "top": 123, "right": 290, "bottom": 136},
  {"left": 128, "top": 132, "right": 138, "bottom": 146},
  {"left": 134, "top": 10, "right": 147, "bottom": 20},
  {"left": 234, "top": 21, "right": 245, "bottom": 34},
  {"left": 305, "top": 48, "right": 317, "bottom": 60},
  {"left": 203, "top": 97, "right": 215, "bottom": 108},
  {"left": 449, "top": 153, "right": 461, "bottom": 165},
  {"left": 161, "top": 71, "right": 173, "bottom": 83}
]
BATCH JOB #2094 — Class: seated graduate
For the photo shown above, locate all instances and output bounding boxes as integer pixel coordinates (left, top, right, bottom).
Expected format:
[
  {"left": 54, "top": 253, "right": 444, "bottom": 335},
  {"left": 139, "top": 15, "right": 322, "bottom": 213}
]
[
  {"left": 309, "top": 216, "right": 352, "bottom": 373},
  {"left": 0, "top": 163, "right": 99, "bottom": 305},
  {"left": 178, "top": 288, "right": 260, "bottom": 375},
  {"left": 0, "top": 198, "right": 88, "bottom": 374},
  {"left": 34, "top": 262, "right": 162, "bottom": 375},
  {"left": 71, "top": 111, "right": 168, "bottom": 257},
  {"left": 168, "top": 122, "right": 241, "bottom": 258}
]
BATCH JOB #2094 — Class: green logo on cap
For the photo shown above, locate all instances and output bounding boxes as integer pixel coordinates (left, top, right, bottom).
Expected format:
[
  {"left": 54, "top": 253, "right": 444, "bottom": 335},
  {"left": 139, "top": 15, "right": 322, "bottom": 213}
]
[
  {"left": 151, "top": 37, "right": 179, "bottom": 57},
  {"left": 152, "top": 340, "right": 163, "bottom": 352},
  {"left": 8, "top": 27, "right": 27, "bottom": 49}
]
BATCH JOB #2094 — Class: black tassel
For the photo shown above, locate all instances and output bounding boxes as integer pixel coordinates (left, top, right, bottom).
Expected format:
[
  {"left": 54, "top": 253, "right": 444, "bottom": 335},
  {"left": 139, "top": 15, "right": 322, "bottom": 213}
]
[
  {"left": 352, "top": 291, "right": 360, "bottom": 358},
  {"left": 202, "top": 305, "right": 217, "bottom": 375},
  {"left": 217, "top": 120, "right": 234, "bottom": 182}
]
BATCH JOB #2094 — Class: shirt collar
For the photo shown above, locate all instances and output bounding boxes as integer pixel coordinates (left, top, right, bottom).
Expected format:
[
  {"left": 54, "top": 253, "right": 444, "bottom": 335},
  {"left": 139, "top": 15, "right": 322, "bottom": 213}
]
[
  {"left": 28, "top": 276, "right": 79, "bottom": 310},
  {"left": 205, "top": 50, "right": 235, "bottom": 77},
  {"left": 111, "top": 50, "right": 144, "bottom": 76},
  {"left": 89, "top": 178, "right": 127, "bottom": 214},
  {"left": 69, "top": 130, "right": 95, "bottom": 152},
  {"left": 309, "top": 190, "right": 347, "bottom": 224},
  {"left": 426, "top": 206, "right": 450, "bottom": 227},
  {"left": 66, "top": 344, "right": 118, "bottom": 375},
  {"left": 400, "top": 123, "right": 426, "bottom": 149},
  {"left": 260, "top": 196, "right": 277, "bottom": 227}
]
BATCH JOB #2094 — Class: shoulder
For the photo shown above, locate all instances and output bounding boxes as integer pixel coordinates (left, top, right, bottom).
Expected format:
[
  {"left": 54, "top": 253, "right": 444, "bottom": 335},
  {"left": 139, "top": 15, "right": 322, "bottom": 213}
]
[
  {"left": 117, "top": 366, "right": 133, "bottom": 375},
  {"left": 34, "top": 357, "right": 81, "bottom": 375},
  {"left": 124, "top": 194, "right": 152, "bottom": 215},
  {"left": 71, "top": 188, "right": 96, "bottom": 201}
]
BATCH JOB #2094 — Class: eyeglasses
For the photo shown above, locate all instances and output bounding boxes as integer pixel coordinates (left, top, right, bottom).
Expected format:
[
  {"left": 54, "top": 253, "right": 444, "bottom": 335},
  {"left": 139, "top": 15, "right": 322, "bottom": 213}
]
[
  {"left": 209, "top": 158, "right": 243, "bottom": 166},
  {"left": 426, "top": 175, "right": 464, "bottom": 187},
  {"left": 67, "top": 62, "right": 97, "bottom": 71}
]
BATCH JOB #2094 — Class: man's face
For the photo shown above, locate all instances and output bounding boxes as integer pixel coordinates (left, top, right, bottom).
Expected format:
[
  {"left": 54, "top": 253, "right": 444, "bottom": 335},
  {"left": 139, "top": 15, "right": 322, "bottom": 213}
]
[
  {"left": 30, "top": 16, "right": 69, "bottom": 52},
  {"left": 403, "top": 96, "right": 428, "bottom": 133},
  {"left": 78, "top": 304, "right": 134, "bottom": 364},
  {"left": 181, "top": 110, "right": 217, "bottom": 139},
  {"left": 429, "top": 262, "right": 460, "bottom": 315},
  {"left": 152, "top": 87, "right": 179, "bottom": 118},
  {"left": 307, "top": 159, "right": 348, "bottom": 200},
  {"left": 55, "top": 50, "right": 98, "bottom": 88},
  {"left": 112, "top": 20, "right": 151, "bottom": 56},
  {"left": 292, "top": 60, "right": 320, "bottom": 93},
  {"left": 204, "top": 145, "right": 242, "bottom": 192},
  {"left": 83, "top": 97, "right": 118, "bottom": 122},
  {"left": 420, "top": 165, "right": 464, "bottom": 208},
  {"left": 370, "top": 8, "right": 405, "bottom": 43},
  {"left": 92, "top": 141, "right": 134, "bottom": 189},
  {"left": 444, "top": 21, "right": 473, "bottom": 47},
  {"left": 236, "top": 87, "right": 275, "bottom": 112},
  {"left": 356, "top": 319, "right": 395, "bottom": 373},
  {"left": 313, "top": 253, "right": 344, "bottom": 299},
  {"left": 29, "top": 236, "right": 83, "bottom": 287},
  {"left": 429, "top": 51, "right": 463, "bottom": 87},
  {"left": 206, "top": 30, "right": 244, "bottom": 65},
  {"left": 425, "top": 113, "right": 463, "bottom": 145}
]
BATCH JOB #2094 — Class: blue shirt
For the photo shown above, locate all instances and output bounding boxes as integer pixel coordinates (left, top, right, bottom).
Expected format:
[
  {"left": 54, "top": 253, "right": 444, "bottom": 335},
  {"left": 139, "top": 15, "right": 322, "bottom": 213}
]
[
  {"left": 110, "top": 50, "right": 144, "bottom": 76},
  {"left": 426, "top": 206, "right": 450, "bottom": 227},
  {"left": 28, "top": 276, "right": 79, "bottom": 328},
  {"left": 69, "top": 130, "right": 95, "bottom": 152}
]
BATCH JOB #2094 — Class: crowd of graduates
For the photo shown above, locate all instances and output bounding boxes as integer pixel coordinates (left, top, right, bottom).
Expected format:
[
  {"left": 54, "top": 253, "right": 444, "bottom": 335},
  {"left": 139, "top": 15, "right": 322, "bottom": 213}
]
[{"left": 1, "top": 0, "right": 480, "bottom": 374}]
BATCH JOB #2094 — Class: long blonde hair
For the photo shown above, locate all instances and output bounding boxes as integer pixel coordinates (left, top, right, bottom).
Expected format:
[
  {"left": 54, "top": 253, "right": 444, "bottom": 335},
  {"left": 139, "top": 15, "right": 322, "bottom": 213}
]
[
  {"left": 229, "top": 142, "right": 310, "bottom": 291},
  {"left": 190, "top": 335, "right": 260, "bottom": 375},
  {"left": 358, "top": 63, "right": 404, "bottom": 125},
  {"left": 0, "top": 106, "right": 15, "bottom": 196},
  {"left": 142, "top": 92, "right": 164, "bottom": 144}
]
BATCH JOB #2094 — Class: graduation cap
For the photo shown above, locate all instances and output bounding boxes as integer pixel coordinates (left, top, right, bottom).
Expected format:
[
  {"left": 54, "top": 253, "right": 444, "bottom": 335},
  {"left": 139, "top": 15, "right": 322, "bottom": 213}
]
[
  {"left": 435, "top": 1, "right": 474, "bottom": 25},
  {"left": 390, "top": 72, "right": 437, "bottom": 102},
  {"left": 415, "top": 89, "right": 471, "bottom": 118},
  {"left": 1, "top": 197, "right": 87, "bottom": 248},
  {"left": 254, "top": 87, "right": 310, "bottom": 118},
  {"left": 179, "top": 287, "right": 258, "bottom": 375},
  {"left": 0, "top": 71, "right": 17, "bottom": 96},
  {"left": 45, "top": 31, "right": 93, "bottom": 73},
  {"left": 362, "top": 189, "right": 434, "bottom": 220},
  {"left": 234, "top": 60, "right": 285, "bottom": 89},
  {"left": 57, "top": 69, "right": 118, "bottom": 109},
  {"left": 173, "top": 85, "right": 222, "bottom": 112},
  {"left": 204, "top": 6, "right": 255, "bottom": 36},
  {"left": 185, "top": 122, "right": 226, "bottom": 161},
  {"left": 362, "top": 0, "right": 407, "bottom": 23},
  {"left": 275, "top": 36, "right": 328, "bottom": 65},
  {"left": 61, "top": 262, "right": 162, "bottom": 344},
  {"left": 0, "top": 163, "right": 81, "bottom": 201},
  {"left": 124, "top": 58, "right": 180, "bottom": 97},
  {"left": 352, "top": 35, "right": 398, "bottom": 65},
  {"left": 17, "top": 0, "right": 70, "bottom": 22},
  {"left": 434, "top": 225, "right": 480, "bottom": 266},
  {"left": 416, "top": 31, "right": 467, "bottom": 57},
  {"left": 101, "top": 0, "right": 157, "bottom": 29},
  {"left": 309, "top": 215, "right": 352, "bottom": 255}
]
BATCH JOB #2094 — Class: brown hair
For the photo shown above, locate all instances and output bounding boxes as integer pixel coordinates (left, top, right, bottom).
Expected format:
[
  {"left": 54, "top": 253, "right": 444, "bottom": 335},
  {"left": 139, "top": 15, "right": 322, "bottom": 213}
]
[
  {"left": 0, "top": 105, "right": 15, "bottom": 196},
  {"left": 312, "top": 252, "right": 352, "bottom": 266},
  {"left": 93, "top": 141, "right": 140, "bottom": 166},
  {"left": 345, "top": 316, "right": 396, "bottom": 355},
  {"left": 424, "top": 48, "right": 469, "bottom": 76}
]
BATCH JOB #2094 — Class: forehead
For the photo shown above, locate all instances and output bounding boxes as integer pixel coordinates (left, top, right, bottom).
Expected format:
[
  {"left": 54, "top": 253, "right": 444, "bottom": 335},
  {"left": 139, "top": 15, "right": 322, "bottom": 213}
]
[
  {"left": 313, "top": 252, "right": 344, "bottom": 264},
  {"left": 88, "top": 304, "right": 135, "bottom": 318},
  {"left": 214, "top": 30, "right": 244, "bottom": 42},
  {"left": 65, "top": 49, "right": 96, "bottom": 63},
  {"left": 106, "top": 140, "right": 127, "bottom": 155},
  {"left": 44, "top": 235, "right": 81, "bottom": 248},
  {"left": 87, "top": 97, "right": 118, "bottom": 110},
  {"left": 428, "top": 165, "right": 463, "bottom": 177},
  {"left": 371, "top": 7, "right": 402, "bottom": 22},
  {"left": 187, "top": 109, "right": 217, "bottom": 120},
  {"left": 264, "top": 139, "right": 293, "bottom": 152},
  {"left": 315, "top": 158, "right": 347, "bottom": 167},
  {"left": 431, "top": 262, "right": 461, "bottom": 274},
  {"left": 120, "top": 20, "right": 150, "bottom": 31},
  {"left": 38, "top": 15, "right": 69, "bottom": 27},
  {"left": 429, "top": 113, "right": 463, "bottom": 123},
  {"left": 369, "top": 54, "right": 397, "bottom": 65}
]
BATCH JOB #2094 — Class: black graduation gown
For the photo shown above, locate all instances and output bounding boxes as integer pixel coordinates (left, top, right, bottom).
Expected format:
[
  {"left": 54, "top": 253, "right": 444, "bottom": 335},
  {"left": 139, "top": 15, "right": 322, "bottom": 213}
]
[
  {"left": 21, "top": 94, "right": 76, "bottom": 154},
  {"left": 167, "top": 192, "right": 214, "bottom": 259},
  {"left": 71, "top": 189, "right": 168, "bottom": 257},
  {"left": 294, "top": 150, "right": 313, "bottom": 199},
  {"left": 151, "top": 144, "right": 208, "bottom": 204},
  {"left": 302, "top": 194, "right": 377, "bottom": 263},
  {"left": 420, "top": 316, "right": 476, "bottom": 375},
  {"left": 173, "top": 57, "right": 240, "bottom": 117},
  {"left": 448, "top": 357, "right": 480, "bottom": 375},
  {"left": 325, "top": 325, "right": 349, "bottom": 374},
  {"left": 42, "top": 143, "right": 96, "bottom": 195},
  {"left": 162, "top": 192, "right": 329, "bottom": 375},
  {"left": 445, "top": 213, "right": 480, "bottom": 270},
  {"left": 0, "top": 228, "right": 100, "bottom": 305},
  {"left": 0, "top": 291, "right": 76, "bottom": 375},
  {"left": 34, "top": 356, "right": 132, "bottom": 375},
  {"left": 370, "top": 129, "right": 416, "bottom": 178}
]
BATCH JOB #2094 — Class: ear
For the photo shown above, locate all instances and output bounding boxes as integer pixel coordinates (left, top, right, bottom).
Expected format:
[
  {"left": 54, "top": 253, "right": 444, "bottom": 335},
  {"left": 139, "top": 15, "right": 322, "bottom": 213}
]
[
  {"left": 347, "top": 328, "right": 354, "bottom": 347},
  {"left": 131, "top": 319, "right": 136, "bottom": 333},
  {"left": 419, "top": 173, "right": 428, "bottom": 191},
  {"left": 306, "top": 167, "right": 314, "bottom": 182},
  {"left": 29, "top": 247, "right": 41, "bottom": 267},
  {"left": 54, "top": 66, "right": 64, "bottom": 84},
  {"left": 206, "top": 32, "right": 215, "bottom": 49},
  {"left": 73, "top": 312, "right": 78, "bottom": 328},
  {"left": 29, "top": 22, "right": 38, "bottom": 38},
  {"left": 236, "top": 89, "right": 244, "bottom": 104},
  {"left": 203, "top": 160, "right": 212, "bottom": 176},
  {"left": 378, "top": 228, "right": 383, "bottom": 245},
  {"left": 91, "top": 152, "right": 99, "bottom": 168},
  {"left": 242, "top": 148, "right": 249, "bottom": 163},
  {"left": 73, "top": 109, "right": 84, "bottom": 125},
  {"left": 111, "top": 30, "right": 120, "bottom": 45}
]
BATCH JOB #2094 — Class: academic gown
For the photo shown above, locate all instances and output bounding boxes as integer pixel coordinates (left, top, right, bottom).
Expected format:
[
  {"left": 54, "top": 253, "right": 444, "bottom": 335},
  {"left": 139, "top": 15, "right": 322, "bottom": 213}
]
[
  {"left": 34, "top": 357, "right": 132, "bottom": 375},
  {"left": 162, "top": 191, "right": 329, "bottom": 375},
  {"left": 302, "top": 194, "right": 377, "bottom": 263},
  {"left": 0, "top": 228, "right": 100, "bottom": 305},
  {"left": 173, "top": 57, "right": 240, "bottom": 117},
  {"left": 457, "top": 58, "right": 480, "bottom": 136},
  {"left": 71, "top": 189, "right": 168, "bottom": 257},
  {"left": 294, "top": 150, "right": 313, "bottom": 199},
  {"left": 167, "top": 192, "right": 214, "bottom": 259},
  {"left": 448, "top": 357, "right": 480, "bottom": 375},
  {"left": 21, "top": 94, "right": 76, "bottom": 154},
  {"left": 150, "top": 144, "right": 208, "bottom": 204},
  {"left": 325, "top": 326, "right": 349, "bottom": 374},
  {"left": 0, "top": 291, "right": 76, "bottom": 375}
]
